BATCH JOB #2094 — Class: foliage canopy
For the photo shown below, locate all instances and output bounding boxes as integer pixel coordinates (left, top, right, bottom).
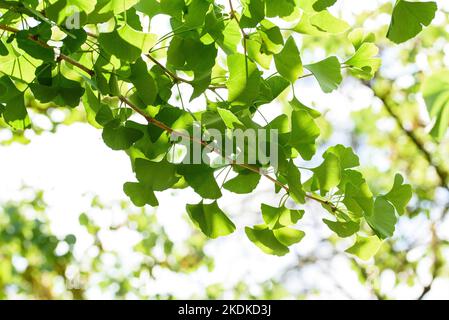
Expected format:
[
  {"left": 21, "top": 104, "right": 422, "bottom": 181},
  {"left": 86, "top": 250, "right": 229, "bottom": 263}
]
[{"left": 2, "top": 0, "right": 442, "bottom": 259}]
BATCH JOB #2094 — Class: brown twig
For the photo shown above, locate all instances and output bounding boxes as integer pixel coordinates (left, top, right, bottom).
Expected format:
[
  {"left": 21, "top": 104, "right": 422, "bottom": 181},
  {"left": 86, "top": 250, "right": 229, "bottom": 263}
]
[{"left": 0, "top": 21, "right": 343, "bottom": 213}]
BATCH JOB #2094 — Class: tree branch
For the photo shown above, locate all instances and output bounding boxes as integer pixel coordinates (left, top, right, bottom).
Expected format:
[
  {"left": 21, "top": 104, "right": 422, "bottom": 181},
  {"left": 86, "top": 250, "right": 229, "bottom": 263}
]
[
  {"left": 0, "top": 23, "right": 345, "bottom": 212},
  {"left": 366, "top": 82, "right": 449, "bottom": 192}
]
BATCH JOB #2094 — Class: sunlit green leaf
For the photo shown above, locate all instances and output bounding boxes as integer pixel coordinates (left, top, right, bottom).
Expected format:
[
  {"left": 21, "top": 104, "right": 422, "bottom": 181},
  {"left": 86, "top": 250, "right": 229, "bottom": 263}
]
[
  {"left": 305, "top": 56, "right": 342, "bottom": 93},
  {"left": 345, "top": 235, "right": 382, "bottom": 261},
  {"left": 387, "top": 0, "right": 437, "bottom": 44},
  {"left": 186, "top": 201, "right": 236, "bottom": 238}
]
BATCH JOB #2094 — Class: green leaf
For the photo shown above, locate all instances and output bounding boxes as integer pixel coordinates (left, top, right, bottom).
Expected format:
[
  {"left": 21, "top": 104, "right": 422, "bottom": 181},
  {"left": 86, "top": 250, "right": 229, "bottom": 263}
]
[
  {"left": 2, "top": 92, "right": 31, "bottom": 130},
  {"left": 273, "top": 227, "right": 305, "bottom": 246},
  {"left": 265, "top": 0, "right": 296, "bottom": 18},
  {"left": 309, "top": 10, "right": 350, "bottom": 33},
  {"left": 240, "top": 0, "right": 265, "bottom": 28},
  {"left": 217, "top": 107, "right": 244, "bottom": 129},
  {"left": 284, "top": 160, "right": 306, "bottom": 204},
  {"left": 258, "top": 20, "right": 284, "bottom": 55},
  {"left": 186, "top": 201, "right": 236, "bottom": 239},
  {"left": 183, "top": 0, "right": 211, "bottom": 28},
  {"left": 422, "top": 71, "right": 449, "bottom": 140},
  {"left": 102, "top": 123, "right": 144, "bottom": 150},
  {"left": 99, "top": 24, "right": 157, "bottom": 62},
  {"left": 227, "top": 53, "right": 261, "bottom": 105},
  {"left": 311, "top": 153, "right": 341, "bottom": 195},
  {"left": 246, "top": 226, "right": 288, "bottom": 255},
  {"left": 124, "top": 182, "right": 159, "bottom": 207},
  {"left": 313, "top": 0, "right": 337, "bottom": 11},
  {"left": 290, "top": 97, "right": 321, "bottom": 118},
  {"left": 178, "top": 164, "right": 222, "bottom": 199},
  {"left": 16, "top": 24, "right": 54, "bottom": 62},
  {"left": 289, "top": 109, "right": 320, "bottom": 160},
  {"left": 274, "top": 36, "right": 303, "bottom": 83},
  {"left": 345, "top": 43, "right": 381, "bottom": 80},
  {"left": 129, "top": 58, "right": 158, "bottom": 106},
  {"left": 223, "top": 170, "right": 261, "bottom": 194},
  {"left": 0, "top": 40, "right": 9, "bottom": 56},
  {"left": 387, "top": 0, "right": 437, "bottom": 44},
  {"left": 305, "top": 56, "right": 342, "bottom": 93},
  {"left": 61, "top": 29, "right": 87, "bottom": 55},
  {"left": 245, "top": 225, "right": 304, "bottom": 256},
  {"left": 0, "top": 76, "right": 31, "bottom": 130},
  {"left": 348, "top": 28, "right": 376, "bottom": 50},
  {"left": 30, "top": 70, "right": 85, "bottom": 108},
  {"left": 247, "top": 34, "right": 272, "bottom": 69},
  {"left": 261, "top": 204, "right": 304, "bottom": 229},
  {"left": 205, "top": 12, "right": 241, "bottom": 54},
  {"left": 323, "top": 144, "right": 359, "bottom": 169},
  {"left": 294, "top": 9, "right": 349, "bottom": 35},
  {"left": 384, "top": 174, "right": 412, "bottom": 215},
  {"left": 135, "top": 0, "right": 162, "bottom": 18},
  {"left": 135, "top": 158, "right": 179, "bottom": 191},
  {"left": 323, "top": 219, "right": 359, "bottom": 238},
  {"left": 345, "top": 235, "right": 382, "bottom": 261},
  {"left": 366, "top": 196, "right": 397, "bottom": 239},
  {"left": 342, "top": 173, "right": 374, "bottom": 218}
]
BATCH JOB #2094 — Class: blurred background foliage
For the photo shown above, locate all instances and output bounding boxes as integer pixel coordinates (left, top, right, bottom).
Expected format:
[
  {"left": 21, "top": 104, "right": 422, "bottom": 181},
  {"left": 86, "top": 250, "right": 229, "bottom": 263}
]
[{"left": 1, "top": 0, "right": 449, "bottom": 299}]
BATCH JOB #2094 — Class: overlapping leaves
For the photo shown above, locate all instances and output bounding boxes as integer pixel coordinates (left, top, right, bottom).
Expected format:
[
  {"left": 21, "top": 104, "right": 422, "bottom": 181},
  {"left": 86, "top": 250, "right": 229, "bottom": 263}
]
[{"left": 0, "top": 0, "right": 419, "bottom": 259}]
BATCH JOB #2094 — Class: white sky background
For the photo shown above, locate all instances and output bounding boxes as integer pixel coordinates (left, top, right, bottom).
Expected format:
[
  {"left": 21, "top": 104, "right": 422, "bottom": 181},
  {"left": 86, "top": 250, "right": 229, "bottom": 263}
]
[{"left": 2, "top": 0, "right": 449, "bottom": 299}]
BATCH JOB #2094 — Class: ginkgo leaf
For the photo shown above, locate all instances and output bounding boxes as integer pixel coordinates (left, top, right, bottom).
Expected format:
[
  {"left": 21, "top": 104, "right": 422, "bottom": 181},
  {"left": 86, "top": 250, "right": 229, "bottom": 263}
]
[
  {"left": 348, "top": 28, "right": 376, "bottom": 50},
  {"left": 284, "top": 160, "right": 306, "bottom": 204},
  {"left": 245, "top": 226, "right": 290, "bottom": 256},
  {"left": 135, "top": 158, "right": 179, "bottom": 191},
  {"left": 258, "top": 20, "right": 284, "bottom": 55},
  {"left": 387, "top": 0, "right": 437, "bottom": 44},
  {"left": 102, "top": 123, "right": 144, "bottom": 150},
  {"left": 227, "top": 53, "right": 261, "bottom": 105},
  {"left": 240, "top": 0, "right": 265, "bottom": 28},
  {"left": 343, "top": 176, "right": 374, "bottom": 218},
  {"left": 323, "top": 144, "right": 360, "bottom": 170},
  {"left": 265, "top": 0, "right": 296, "bottom": 18},
  {"left": 0, "top": 40, "right": 8, "bottom": 56},
  {"left": 61, "top": 29, "right": 87, "bottom": 55},
  {"left": 261, "top": 204, "right": 304, "bottom": 229},
  {"left": 217, "top": 107, "right": 244, "bottom": 129},
  {"left": 247, "top": 34, "right": 273, "bottom": 69},
  {"left": 289, "top": 109, "right": 320, "bottom": 160},
  {"left": 129, "top": 58, "right": 158, "bottom": 106},
  {"left": 178, "top": 164, "right": 222, "bottom": 199},
  {"left": 345, "top": 43, "right": 381, "bottom": 80},
  {"left": 345, "top": 235, "right": 382, "bottom": 261},
  {"left": 30, "top": 73, "right": 85, "bottom": 108},
  {"left": 273, "top": 227, "right": 305, "bottom": 246},
  {"left": 274, "top": 36, "right": 303, "bottom": 83},
  {"left": 384, "top": 174, "right": 412, "bottom": 215},
  {"left": 99, "top": 24, "right": 157, "bottom": 62},
  {"left": 205, "top": 12, "right": 241, "bottom": 54},
  {"left": 312, "top": 153, "right": 342, "bottom": 195},
  {"left": 294, "top": 10, "right": 349, "bottom": 35},
  {"left": 366, "top": 196, "right": 397, "bottom": 239},
  {"left": 305, "top": 56, "right": 342, "bottom": 93},
  {"left": 323, "top": 219, "right": 360, "bottom": 238},
  {"left": 123, "top": 182, "right": 159, "bottom": 207},
  {"left": 186, "top": 201, "right": 236, "bottom": 238},
  {"left": 313, "top": 0, "right": 337, "bottom": 12},
  {"left": 245, "top": 224, "right": 304, "bottom": 256},
  {"left": 4, "top": 96, "right": 30, "bottom": 130},
  {"left": 223, "top": 170, "right": 261, "bottom": 194}
]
